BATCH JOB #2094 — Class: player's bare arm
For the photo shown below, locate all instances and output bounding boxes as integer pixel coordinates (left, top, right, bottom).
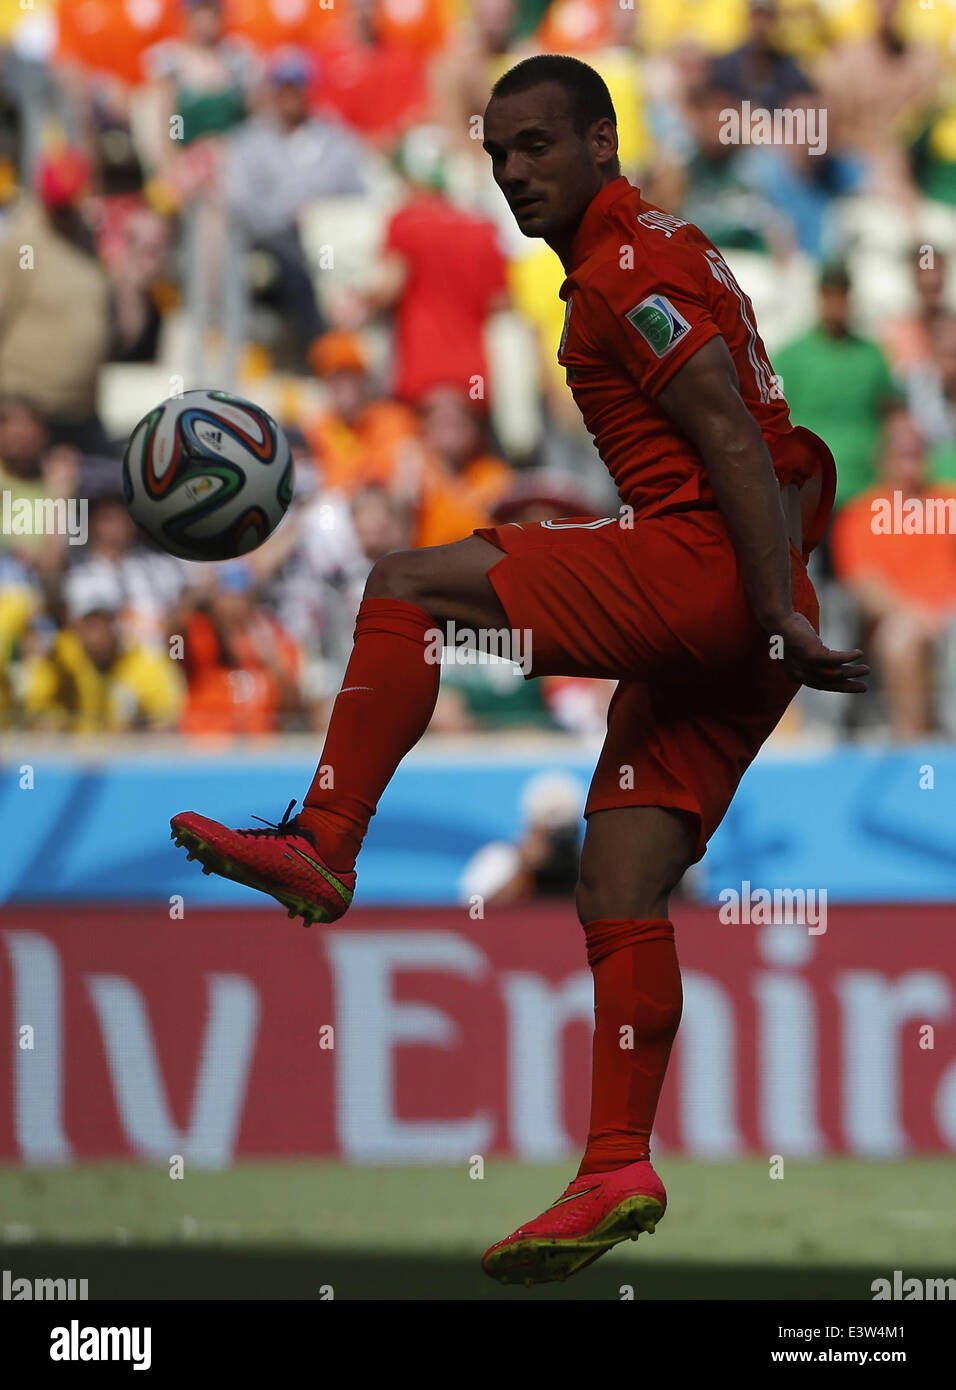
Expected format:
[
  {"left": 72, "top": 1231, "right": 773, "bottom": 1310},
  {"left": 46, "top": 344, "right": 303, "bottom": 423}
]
[{"left": 656, "top": 335, "right": 869, "bottom": 695}]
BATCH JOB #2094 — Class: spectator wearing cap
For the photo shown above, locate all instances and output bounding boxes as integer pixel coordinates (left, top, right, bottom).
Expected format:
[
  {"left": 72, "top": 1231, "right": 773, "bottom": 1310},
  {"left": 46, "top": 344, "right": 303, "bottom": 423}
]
[
  {"left": 21, "top": 567, "right": 183, "bottom": 732},
  {"left": 305, "top": 366, "right": 508, "bottom": 556},
  {"left": 65, "top": 491, "right": 188, "bottom": 651},
  {"left": 225, "top": 47, "right": 367, "bottom": 370},
  {"left": 303, "top": 331, "right": 419, "bottom": 495},
  {"left": 0, "top": 146, "right": 112, "bottom": 455},
  {"left": 774, "top": 264, "right": 897, "bottom": 509}
]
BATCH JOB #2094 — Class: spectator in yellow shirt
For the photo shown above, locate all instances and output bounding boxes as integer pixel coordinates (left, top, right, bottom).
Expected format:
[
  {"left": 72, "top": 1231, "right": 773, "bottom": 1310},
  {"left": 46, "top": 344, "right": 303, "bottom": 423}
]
[
  {"left": 0, "top": 555, "right": 39, "bottom": 726},
  {"left": 22, "top": 569, "right": 183, "bottom": 732}
]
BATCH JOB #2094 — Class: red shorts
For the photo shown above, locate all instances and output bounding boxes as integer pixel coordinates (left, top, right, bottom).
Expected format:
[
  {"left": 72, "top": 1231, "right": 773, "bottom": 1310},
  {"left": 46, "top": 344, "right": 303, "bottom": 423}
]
[{"left": 475, "top": 508, "right": 819, "bottom": 861}]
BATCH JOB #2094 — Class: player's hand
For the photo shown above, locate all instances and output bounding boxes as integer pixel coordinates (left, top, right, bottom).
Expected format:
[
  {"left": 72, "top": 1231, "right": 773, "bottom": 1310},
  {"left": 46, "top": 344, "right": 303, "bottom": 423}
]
[{"left": 775, "top": 612, "right": 869, "bottom": 693}]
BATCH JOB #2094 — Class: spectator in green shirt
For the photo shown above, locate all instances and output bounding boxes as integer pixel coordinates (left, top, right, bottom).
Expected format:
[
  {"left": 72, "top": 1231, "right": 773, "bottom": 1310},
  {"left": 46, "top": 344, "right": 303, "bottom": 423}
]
[{"left": 774, "top": 264, "right": 898, "bottom": 508}]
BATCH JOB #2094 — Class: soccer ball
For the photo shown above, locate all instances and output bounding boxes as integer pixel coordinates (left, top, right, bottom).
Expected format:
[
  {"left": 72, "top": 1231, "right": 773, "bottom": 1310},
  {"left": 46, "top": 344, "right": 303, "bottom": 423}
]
[{"left": 122, "top": 389, "right": 293, "bottom": 562}]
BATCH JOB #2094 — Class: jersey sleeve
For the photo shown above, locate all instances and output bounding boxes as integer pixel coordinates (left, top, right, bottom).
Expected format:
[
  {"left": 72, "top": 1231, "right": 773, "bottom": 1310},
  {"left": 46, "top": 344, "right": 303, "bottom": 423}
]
[{"left": 579, "top": 254, "right": 722, "bottom": 397}]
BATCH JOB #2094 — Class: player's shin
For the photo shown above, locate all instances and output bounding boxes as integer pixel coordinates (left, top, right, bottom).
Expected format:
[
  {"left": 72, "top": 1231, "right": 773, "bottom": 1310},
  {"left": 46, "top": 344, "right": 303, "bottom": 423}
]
[{"left": 298, "top": 598, "right": 442, "bottom": 870}]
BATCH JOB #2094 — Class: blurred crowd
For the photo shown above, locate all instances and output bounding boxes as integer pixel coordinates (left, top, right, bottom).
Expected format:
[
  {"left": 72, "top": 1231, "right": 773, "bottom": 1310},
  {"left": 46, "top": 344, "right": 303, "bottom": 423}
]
[{"left": 0, "top": 0, "right": 955, "bottom": 742}]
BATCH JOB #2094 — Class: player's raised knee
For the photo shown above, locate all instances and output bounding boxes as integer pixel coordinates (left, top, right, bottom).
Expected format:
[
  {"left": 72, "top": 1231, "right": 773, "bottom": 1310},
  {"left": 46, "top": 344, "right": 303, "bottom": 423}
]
[{"left": 364, "top": 549, "right": 432, "bottom": 605}]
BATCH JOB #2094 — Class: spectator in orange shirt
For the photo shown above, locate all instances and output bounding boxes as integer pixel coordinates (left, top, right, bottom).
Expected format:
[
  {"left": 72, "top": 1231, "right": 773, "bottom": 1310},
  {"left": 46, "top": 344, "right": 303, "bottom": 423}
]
[
  {"left": 412, "top": 386, "right": 513, "bottom": 548},
  {"left": 179, "top": 561, "right": 303, "bottom": 736},
  {"left": 306, "top": 341, "right": 511, "bottom": 548},
  {"left": 831, "top": 408, "right": 956, "bottom": 738},
  {"left": 304, "top": 331, "right": 419, "bottom": 495}
]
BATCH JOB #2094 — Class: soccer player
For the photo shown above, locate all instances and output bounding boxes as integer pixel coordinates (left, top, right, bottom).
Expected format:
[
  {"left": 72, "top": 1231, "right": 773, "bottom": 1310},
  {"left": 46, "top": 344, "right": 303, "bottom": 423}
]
[{"left": 172, "top": 55, "right": 867, "bottom": 1286}]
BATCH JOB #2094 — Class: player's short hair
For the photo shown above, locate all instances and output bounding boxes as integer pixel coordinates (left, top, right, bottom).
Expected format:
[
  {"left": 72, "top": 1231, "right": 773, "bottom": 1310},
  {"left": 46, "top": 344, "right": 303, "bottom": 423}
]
[{"left": 489, "top": 55, "right": 617, "bottom": 139}]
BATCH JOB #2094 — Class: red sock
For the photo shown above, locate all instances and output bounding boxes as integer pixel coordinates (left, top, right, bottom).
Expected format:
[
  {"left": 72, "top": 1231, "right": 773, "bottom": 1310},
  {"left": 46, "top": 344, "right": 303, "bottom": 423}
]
[
  {"left": 298, "top": 598, "right": 440, "bottom": 870},
  {"left": 577, "top": 918, "right": 682, "bottom": 1177}
]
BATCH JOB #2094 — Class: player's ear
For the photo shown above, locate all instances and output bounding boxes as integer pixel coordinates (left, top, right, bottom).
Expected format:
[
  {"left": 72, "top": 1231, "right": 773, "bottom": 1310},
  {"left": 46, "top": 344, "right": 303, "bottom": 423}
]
[{"left": 591, "top": 117, "right": 619, "bottom": 173}]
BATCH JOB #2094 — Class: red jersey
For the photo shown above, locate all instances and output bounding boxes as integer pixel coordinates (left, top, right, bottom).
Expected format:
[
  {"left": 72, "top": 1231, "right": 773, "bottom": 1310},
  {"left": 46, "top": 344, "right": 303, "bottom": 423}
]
[
  {"left": 558, "top": 177, "right": 835, "bottom": 548},
  {"left": 385, "top": 193, "right": 507, "bottom": 405}
]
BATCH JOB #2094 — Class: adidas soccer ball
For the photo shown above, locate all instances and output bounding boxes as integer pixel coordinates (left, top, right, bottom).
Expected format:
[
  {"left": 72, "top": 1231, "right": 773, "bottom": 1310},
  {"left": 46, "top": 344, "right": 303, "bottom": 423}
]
[{"left": 122, "top": 389, "right": 293, "bottom": 562}]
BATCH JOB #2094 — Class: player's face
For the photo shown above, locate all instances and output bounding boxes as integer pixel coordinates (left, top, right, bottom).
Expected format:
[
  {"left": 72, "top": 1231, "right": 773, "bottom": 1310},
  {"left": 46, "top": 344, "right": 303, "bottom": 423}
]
[{"left": 483, "top": 83, "right": 614, "bottom": 244}]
